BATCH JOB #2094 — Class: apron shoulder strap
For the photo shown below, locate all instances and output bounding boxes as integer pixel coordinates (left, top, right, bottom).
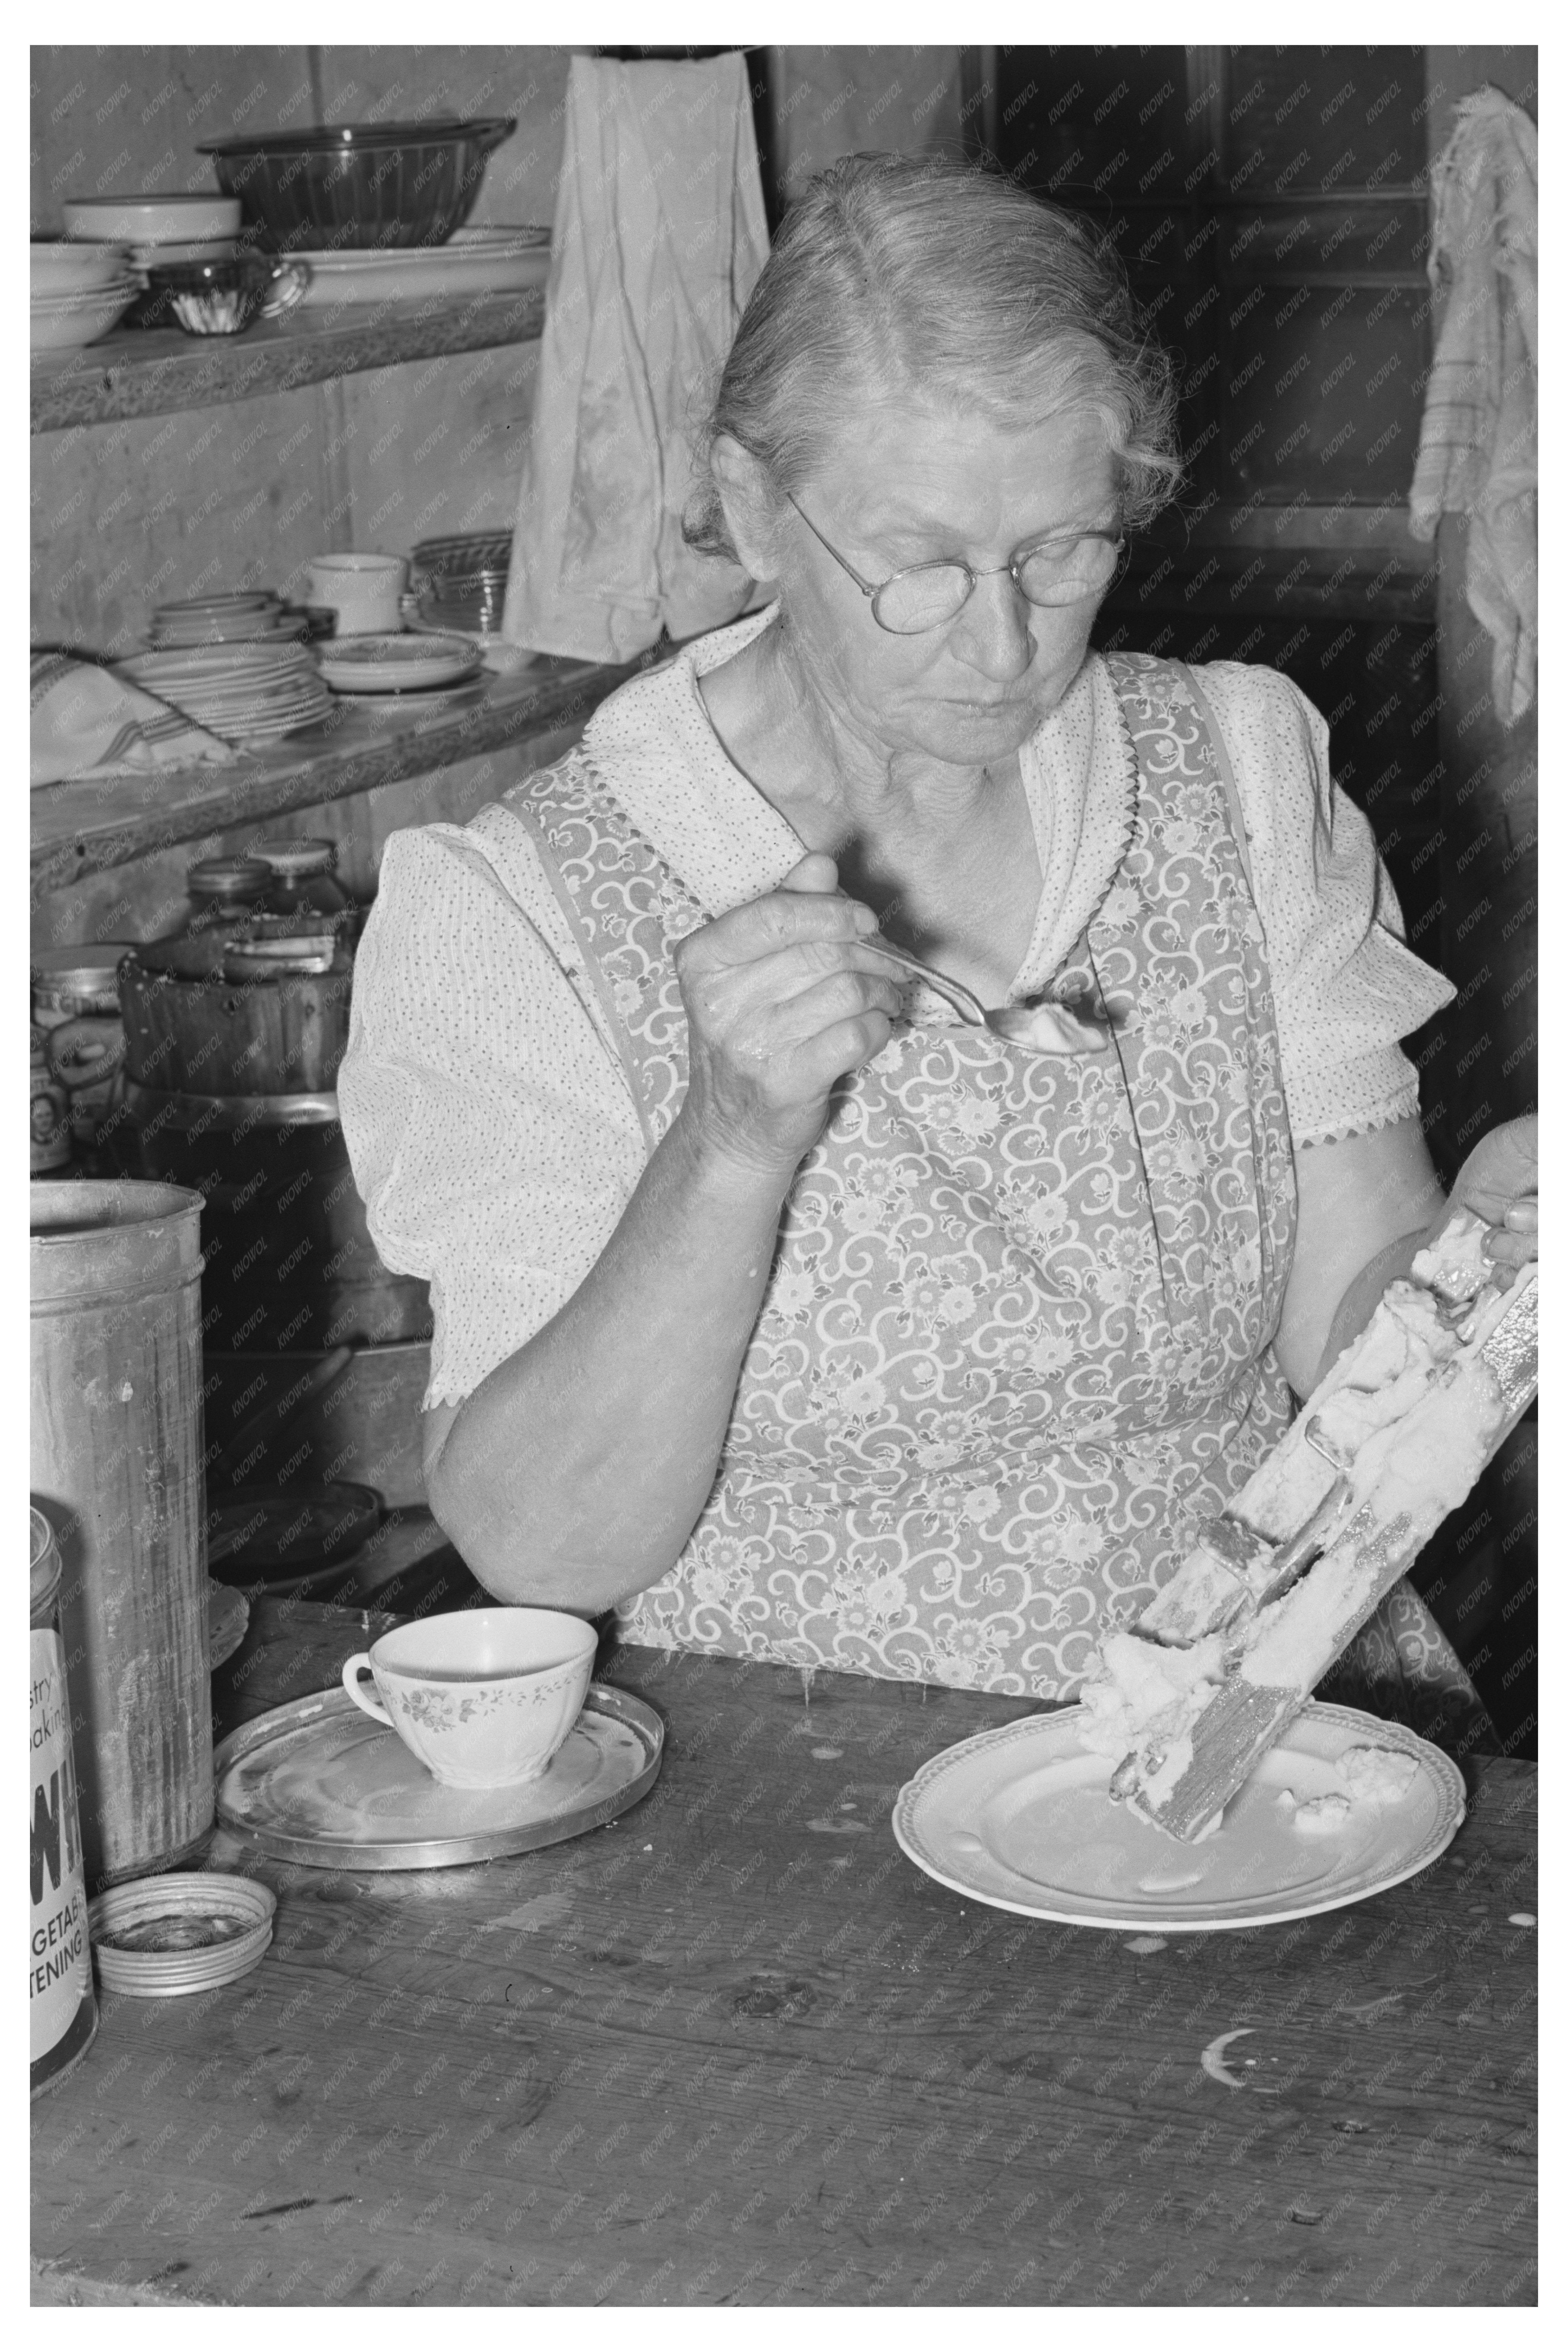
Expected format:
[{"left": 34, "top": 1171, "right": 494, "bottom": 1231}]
[{"left": 1171, "top": 661, "right": 1255, "bottom": 898}]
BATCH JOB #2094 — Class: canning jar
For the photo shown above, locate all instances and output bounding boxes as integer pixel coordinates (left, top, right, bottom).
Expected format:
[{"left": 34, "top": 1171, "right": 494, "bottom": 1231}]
[
  {"left": 254, "top": 839, "right": 355, "bottom": 932},
  {"left": 33, "top": 945, "right": 132, "bottom": 1167},
  {"left": 170, "top": 856, "right": 275, "bottom": 939}
]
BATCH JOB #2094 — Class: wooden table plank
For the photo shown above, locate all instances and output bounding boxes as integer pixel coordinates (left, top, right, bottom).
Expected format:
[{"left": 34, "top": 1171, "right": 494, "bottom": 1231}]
[{"left": 31, "top": 1622, "right": 1538, "bottom": 2307}]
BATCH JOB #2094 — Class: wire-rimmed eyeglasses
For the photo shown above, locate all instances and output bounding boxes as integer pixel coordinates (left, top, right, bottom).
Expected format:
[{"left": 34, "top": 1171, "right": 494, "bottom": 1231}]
[{"left": 787, "top": 493, "right": 1126, "bottom": 635}]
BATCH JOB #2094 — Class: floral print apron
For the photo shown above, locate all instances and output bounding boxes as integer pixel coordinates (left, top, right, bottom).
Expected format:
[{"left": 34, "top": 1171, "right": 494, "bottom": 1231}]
[{"left": 507, "top": 652, "right": 1492, "bottom": 1742}]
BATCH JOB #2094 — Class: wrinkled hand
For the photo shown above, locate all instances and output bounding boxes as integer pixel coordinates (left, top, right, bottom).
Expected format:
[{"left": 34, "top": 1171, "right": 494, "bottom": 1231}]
[
  {"left": 1440, "top": 1112, "right": 1538, "bottom": 1275},
  {"left": 674, "top": 853, "right": 903, "bottom": 1180}
]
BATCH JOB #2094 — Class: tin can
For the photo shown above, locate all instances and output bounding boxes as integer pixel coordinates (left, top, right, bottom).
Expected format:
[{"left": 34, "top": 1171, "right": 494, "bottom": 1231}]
[
  {"left": 32, "top": 946, "right": 132, "bottom": 1161},
  {"left": 30, "top": 1505, "right": 98, "bottom": 2097},
  {"left": 30, "top": 1024, "right": 72, "bottom": 1175},
  {"left": 30, "top": 1185, "right": 213, "bottom": 1891}
]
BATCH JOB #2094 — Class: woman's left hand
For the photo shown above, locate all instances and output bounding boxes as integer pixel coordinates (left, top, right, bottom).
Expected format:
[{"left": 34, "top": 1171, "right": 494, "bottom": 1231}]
[{"left": 1439, "top": 1112, "right": 1538, "bottom": 1275}]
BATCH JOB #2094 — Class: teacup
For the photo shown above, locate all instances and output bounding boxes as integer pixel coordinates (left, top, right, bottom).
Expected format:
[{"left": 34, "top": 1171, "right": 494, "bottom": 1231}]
[
  {"left": 144, "top": 252, "right": 309, "bottom": 336},
  {"left": 340, "top": 1607, "right": 596, "bottom": 1789},
  {"left": 305, "top": 553, "right": 408, "bottom": 636}
]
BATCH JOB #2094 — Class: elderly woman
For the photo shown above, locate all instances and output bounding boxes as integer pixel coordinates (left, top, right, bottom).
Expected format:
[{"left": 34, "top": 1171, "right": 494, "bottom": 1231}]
[{"left": 341, "top": 155, "right": 1535, "bottom": 1715}]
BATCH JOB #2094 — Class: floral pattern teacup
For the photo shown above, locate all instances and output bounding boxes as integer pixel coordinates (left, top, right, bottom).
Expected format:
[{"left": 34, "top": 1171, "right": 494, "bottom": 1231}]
[{"left": 341, "top": 1608, "right": 596, "bottom": 1788}]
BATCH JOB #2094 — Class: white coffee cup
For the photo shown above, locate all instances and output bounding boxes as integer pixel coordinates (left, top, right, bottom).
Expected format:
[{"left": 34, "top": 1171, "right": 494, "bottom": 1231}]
[
  {"left": 305, "top": 552, "right": 409, "bottom": 637},
  {"left": 341, "top": 1607, "right": 596, "bottom": 1789}
]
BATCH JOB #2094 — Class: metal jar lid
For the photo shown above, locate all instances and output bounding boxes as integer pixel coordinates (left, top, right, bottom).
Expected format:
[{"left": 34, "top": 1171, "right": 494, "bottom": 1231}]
[
  {"left": 31, "top": 943, "right": 134, "bottom": 1014},
  {"left": 188, "top": 856, "right": 273, "bottom": 902},
  {"left": 30, "top": 1506, "right": 61, "bottom": 1627},
  {"left": 222, "top": 934, "right": 338, "bottom": 980},
  {"left": 87, "top": 1873, "right": 276, "bottom": 1998},
  {"left": 254, "top": 838, "right": 338, "bottom": 878}
]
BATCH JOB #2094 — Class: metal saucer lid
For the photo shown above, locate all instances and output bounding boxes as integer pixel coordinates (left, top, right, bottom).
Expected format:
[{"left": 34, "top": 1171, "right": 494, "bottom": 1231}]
[
  {"left": 222, "top": 934, "right": 338, "bottom": 980},
  {"left": 31, "top": 942, "right": 135, "bottom": 998},
  {"left": 87, "top": 1872, "right": 276, "bottom": 1998},
  {"left": 254, "top": 837, "right": 338, "bottom": 877},
  {"left": 187, "top": 855, "right": 272, "bottom": 900}
]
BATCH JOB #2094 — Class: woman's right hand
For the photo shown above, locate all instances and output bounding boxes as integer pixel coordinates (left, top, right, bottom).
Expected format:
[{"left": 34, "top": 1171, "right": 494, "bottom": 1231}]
[{"left": 674, "top": 852, "right": 903, "bottom": 1179}]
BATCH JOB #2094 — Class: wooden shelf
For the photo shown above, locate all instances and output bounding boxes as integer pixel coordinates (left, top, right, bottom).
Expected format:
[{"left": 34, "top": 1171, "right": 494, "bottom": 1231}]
[
  {"left": 30, "top": 656, "right": 636, "bottom": 893},
  {"left": 31, "top": 288, "right": 544, "bottom": 434}
]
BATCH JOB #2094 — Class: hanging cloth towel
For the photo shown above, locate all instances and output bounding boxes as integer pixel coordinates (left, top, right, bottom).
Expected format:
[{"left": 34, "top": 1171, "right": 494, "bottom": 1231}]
[
  {"left": 502, "top": 52, "right": 771, "bottom": 664},
  {"left": 1408, "top": 87, "right": 1537, "bottom": 726},
  {"left": 30, "top": 651, "right": 235, "bottom": 788}
]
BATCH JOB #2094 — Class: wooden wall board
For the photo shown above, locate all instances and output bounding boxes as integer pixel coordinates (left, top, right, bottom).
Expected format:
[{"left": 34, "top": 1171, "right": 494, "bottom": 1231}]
[
  {"left": 1222, "top": 47, "right": 1427, "bottom": 197},
  {"left": 28, "top": 46, "right": 578, "bottom": 245},
  {"left": 764, "top": 47, "right": 966, "bottom": 203},
  {"left": 29, "top": 46, "right": 316, "bottom": 237}
]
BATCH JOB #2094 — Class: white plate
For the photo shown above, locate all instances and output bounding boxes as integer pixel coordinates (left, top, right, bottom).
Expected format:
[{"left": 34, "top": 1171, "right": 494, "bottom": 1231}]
[
  {"left": 155, "top": 593, "right": 276, "bottom": 612},
  {"left": 128, "top": 237, "right": 242, "bottom": 270},
  {"left": 292, "top": 227, "right": 550, "bottom": 309},
  {"left": 31, "top": 285, "right": 138, "bottom": 313},
  {"left": 31, "top": 242, "right": 133, "bottom": 297},
  {"left": 892, "top": 1701, "right": 1465, "bottom": 1932},
  {"left": 151, "top": 622, "right": 307, "bottom": 648},
  {"left": 317, "top": 632, "right": 478, "bottom": 691}
]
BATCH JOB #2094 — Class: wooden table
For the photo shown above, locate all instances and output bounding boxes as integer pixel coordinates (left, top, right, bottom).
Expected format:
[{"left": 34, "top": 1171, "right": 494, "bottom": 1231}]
[{"left": 31, "top": 1604, "right": 1538, "bottom": 2307}]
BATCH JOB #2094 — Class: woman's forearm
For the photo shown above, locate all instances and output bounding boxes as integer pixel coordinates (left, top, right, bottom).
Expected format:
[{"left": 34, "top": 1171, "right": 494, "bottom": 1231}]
[{"left": 426, "top": 1109, "right": 794, "bottom": 1611}]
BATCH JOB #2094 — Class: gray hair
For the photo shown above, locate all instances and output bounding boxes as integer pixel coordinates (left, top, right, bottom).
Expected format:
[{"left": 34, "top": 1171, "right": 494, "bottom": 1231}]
[{"left": 684, "top": 151, "right": 1182, "bottom": 559}]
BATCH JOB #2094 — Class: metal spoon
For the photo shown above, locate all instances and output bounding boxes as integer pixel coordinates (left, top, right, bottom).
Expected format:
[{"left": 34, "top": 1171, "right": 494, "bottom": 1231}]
[{"left": 868, "top": 937, "right": 1112, "bottom": 1056}]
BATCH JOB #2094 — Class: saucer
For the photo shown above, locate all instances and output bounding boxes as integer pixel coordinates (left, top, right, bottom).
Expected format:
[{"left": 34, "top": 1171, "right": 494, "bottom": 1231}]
[{"left": 214, "top": 1680, "right": 663, "bottom": 1870}]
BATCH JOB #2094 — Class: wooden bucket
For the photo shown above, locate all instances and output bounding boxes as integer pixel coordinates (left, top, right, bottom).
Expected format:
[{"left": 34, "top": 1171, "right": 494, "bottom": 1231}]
[
  {"left": 115, "top": 933, "right": 353, "bottom": 1096},
  {"left": 30, "top": 1181, "right": 213, "bottom": 1892}
]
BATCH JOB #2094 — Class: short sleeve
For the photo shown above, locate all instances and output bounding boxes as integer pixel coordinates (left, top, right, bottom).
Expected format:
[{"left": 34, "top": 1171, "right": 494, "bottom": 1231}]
[
  {"left": 338, "top": 813, "right": 645, "bottom": 1408},
  {"left": 1197, "top": 662, "right": 1456, "bottom": 1148}
]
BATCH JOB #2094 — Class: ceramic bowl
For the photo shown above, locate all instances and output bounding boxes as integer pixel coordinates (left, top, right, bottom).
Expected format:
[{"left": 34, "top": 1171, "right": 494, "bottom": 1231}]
[
  {"left": 341, "top": 1608, "right": 597, "bottom": 1788},
  {"left": 30, "top": 281, "right": 138, "bottom": 351},
  {"left": 30, "top": 240, "right": 132, "bottom": 297},
  {"left": 63, "top": 194, "right": 242, "bottom": 244}
]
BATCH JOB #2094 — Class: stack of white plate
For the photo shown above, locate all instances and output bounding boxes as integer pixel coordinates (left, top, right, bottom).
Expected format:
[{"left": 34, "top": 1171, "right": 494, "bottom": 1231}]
[
  {"left": 148, "top": 590, "right": 308, "bottom": 650},
  {"left": 316, "top": 632, "right": 482, "bottom": 696},
  {"left": 30, "top": 241, "right": 138, "bottom": 351},
  {"left": 118, "top": 643, "right": 333, "bottom": 744},
  {"left": 293, "top": 224, "right": 551, "bottom": 309}
]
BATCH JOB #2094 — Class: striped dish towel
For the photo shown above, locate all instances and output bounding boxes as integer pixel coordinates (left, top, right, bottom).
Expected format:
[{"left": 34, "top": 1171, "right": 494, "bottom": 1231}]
[
  {"left": 30, "top": 650, "right": 236, "bottom": 787},
  {"left": 1407, "top": 87, "right": 1537, "bottom": 724}
]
